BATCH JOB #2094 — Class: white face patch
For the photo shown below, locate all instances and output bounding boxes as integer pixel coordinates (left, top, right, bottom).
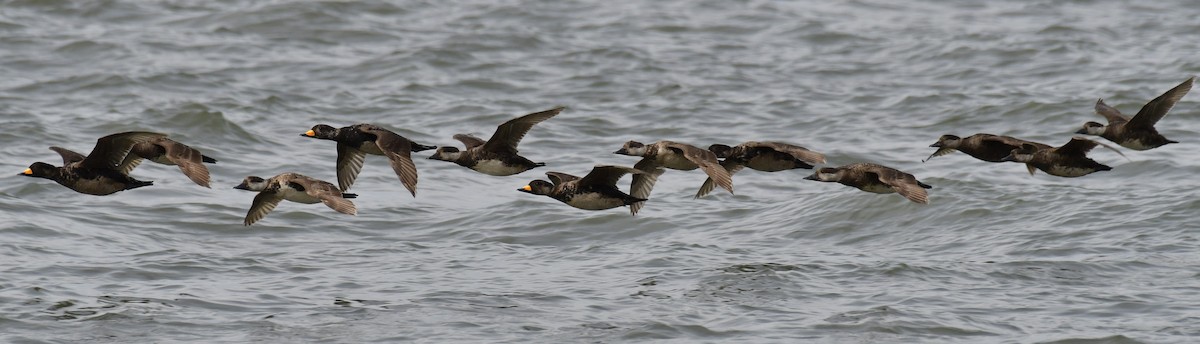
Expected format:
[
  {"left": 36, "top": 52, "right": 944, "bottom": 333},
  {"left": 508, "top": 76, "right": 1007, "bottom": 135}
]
[
  {"left": 431, "top": 150, "right": 461, "bottom": 161},
  {"left": 242, "top": 180, "right": 268, "bottom": 191},
  {"left": 817, "top": 171, "right": 840, "bottom": 181},
  {"left": 619, "top": 144, "right": 647, "bottom": 156}
]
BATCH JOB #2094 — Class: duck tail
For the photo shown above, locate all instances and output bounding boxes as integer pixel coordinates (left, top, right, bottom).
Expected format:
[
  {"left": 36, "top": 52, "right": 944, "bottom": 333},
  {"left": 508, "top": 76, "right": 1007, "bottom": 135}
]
[
  {"left": 917, "top": 181, "right": 933, "bottom": 189},
  {"left": 127, "top": 180, "right": 154, "bottom": 190},
  {"left": 202, "top": 155, "right": 218, "bottom": 163},
  {"left": 342, "top": 193, "right": 358, "bottom": 199},
  {"left": 533, "top": 162, "right": 546, "bottom": 167}
]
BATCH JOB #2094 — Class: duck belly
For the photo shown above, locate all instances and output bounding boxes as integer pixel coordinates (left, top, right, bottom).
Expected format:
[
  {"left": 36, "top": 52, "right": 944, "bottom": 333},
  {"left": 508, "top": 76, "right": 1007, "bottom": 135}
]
[
  {"left": 1116, "top": 139, "right": 1157, "bottom": 151},
  {"left": 745, "top": 155, "right": 798, "bottom": 172},
  {"left": 470, "top": 159, "right": 530, "bottom": 176},
  {"left": 857, "top": 183, "right": 896, "bottom": 194},
  {"left": 68, "top": 177, "right": 128, "bottom": 195},
  {"left": 1044, "top": 165, "right": 1100, "bottom": 178},
  {"left": 657, "top": 154, "right": 698, "bottom": 170},
  {"left": 281, "top": 189, "right": 322, "bottom": 204},
  {"left": 565, "top": 193, "right": 625, "bottom": 210}
]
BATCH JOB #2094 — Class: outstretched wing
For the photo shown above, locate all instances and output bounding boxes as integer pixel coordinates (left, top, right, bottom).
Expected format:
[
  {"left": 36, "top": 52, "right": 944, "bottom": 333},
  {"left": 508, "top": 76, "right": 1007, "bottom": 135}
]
[
  {"left": 480, "top": 106, "right": 564, "bottom": 154},
  {"left": 666, "top": 142, "right": 733, "bottom": 194},
  {"left": 1056, "top": 137, "right": 1100, "bottom": 156},
  {"left": 922, "top": 147, "right": 957, "bottom": 163},
  {"left": 872, "top": 167, "right": 929, "bottom": 204},
  {"left": 294, "top": 176, "right": 357, "bottom": 215},
  {"left": 49, "top": 146, "right": 87, "bottom": 165},
  {"left": 1128, "top": 76, "right": 1194, "bottom": 129},
  {"left": 579, "top": 165, "right": 644, "bottom": 187},
  {"left": 694, "top": 160, "right": 745, "bottom": 198},
  {"left": 160, "top": 139, "right": 212, "bottom": 188},
  {"left": 116, "top": 153, "right": 145, "bottom": 175},
  {"left": 545, "top": 171, "right": 580, "bottom": 186},
  {"left": 80, "top": 132, "right": 166, "bottom": 170},
  {"left": 748, "top": 141, "right": 826, "bottom": 164},
  {"left": 360, "top": 126, "right": 419, "bottom": 197},
  {"left": 335, "top": 143, "right": 367, "bottom": 192},
  {"left": 245, "top": 189, "right": 284, "bottom": 226},
  {"left": 628, "top": 158, "right": 663, "bottom": 216},
  {"left": 453, "top": 134, "right": 487, "bottom": 149},
  {"left": 1094, "top": 99, "right": 1130, "bottom": 125}
]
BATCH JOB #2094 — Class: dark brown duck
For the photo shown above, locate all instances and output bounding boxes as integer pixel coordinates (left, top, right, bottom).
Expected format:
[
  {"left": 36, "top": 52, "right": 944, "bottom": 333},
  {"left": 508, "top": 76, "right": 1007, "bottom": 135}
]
[
  {"left": 696, "top": 141, "right": 825, "bottom": 198},
  {"left": 925, "top": 134, "right": 1053, "bottom": 163},
  {"left": 19, "top": 132, "right": 165, "bottom": 196},
  {"left": 804, "top": 163, "right": 932, "bottom": 204},
  {"left": 518, "top": 165, "right": 660, "bottom": 216},
  {"left": 302, "top": 123, "right": 435, "bottom": 196},
  {"left": 428, "top": 107, "right": 563, "bottom": 176},
  {"left": 1076, "top": 77, "right": 1193, "bottom": 150}
]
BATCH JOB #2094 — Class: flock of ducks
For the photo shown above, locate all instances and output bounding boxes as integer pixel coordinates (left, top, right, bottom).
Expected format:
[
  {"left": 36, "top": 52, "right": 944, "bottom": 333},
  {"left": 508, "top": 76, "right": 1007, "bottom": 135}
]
[{"left": 18, "top": 77, "right": 1194, "bottom": 225}]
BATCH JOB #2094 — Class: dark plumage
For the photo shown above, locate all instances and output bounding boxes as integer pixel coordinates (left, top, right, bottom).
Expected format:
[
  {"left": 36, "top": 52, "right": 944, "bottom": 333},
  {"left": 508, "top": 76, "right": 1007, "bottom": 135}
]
[
  {"left": 19, "top": 132, "right": 165, "bottom": 195},
  {"left": 428, "top": 107, "right": 563, "bottom": 176},
  {"left": 804, "top": 163, "right": 932, "bottom": 204},
  {"left": 696, "top": 141, "right": 825, "bottom": 198},
  {"left": 1001, "top": 137, "right": 1122, "bottom": 178},
  {"left": 925, "top": 134, "right": 1053, "bottom": 163},
  {"left": 119, "top": 137, "right": 217, "bottom": 188},
  {"left": 302, "top": 123, "right": 435, "bottom": 196},
  {"left": 1076, "top": 77, "right": 1193, "bottom": 150},
  {"left": 518, "top": 165, "right": 661, "bottom": 215}
]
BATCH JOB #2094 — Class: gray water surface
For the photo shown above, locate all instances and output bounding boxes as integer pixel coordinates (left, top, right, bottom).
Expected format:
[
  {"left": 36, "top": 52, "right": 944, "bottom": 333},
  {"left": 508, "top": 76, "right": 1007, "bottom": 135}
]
[{"left": 2, "top": 1, "right": 1198, "bottom": 343}]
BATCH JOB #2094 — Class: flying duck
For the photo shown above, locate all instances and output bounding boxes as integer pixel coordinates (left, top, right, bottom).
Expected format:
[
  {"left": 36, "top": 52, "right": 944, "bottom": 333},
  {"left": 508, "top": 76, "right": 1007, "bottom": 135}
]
[
  {"left": 696, "top": 141, "right": 825, "bottom": 198},
  {"left": 428, "top": 107, "right": 563, "bottom": 176},
  {"left": 804, "top": 163, "right": 932, "bottom": 204},
  {"left": 1076, "top": 77, "right": 1194, "bottom": 150},
  {"left": 1001, "top": 137, "right": 1123, "bottom": 177},
  {"left": 301, "top": 123, "right": 435, "bottom": 196},
  {"left": 518, "top": 165, "right": 661, "bottom": 215},
  {"left": 925, "top": 134, "right": 1053, "bottom": 163},
  {"left": 233, "top": 173, "right": 357, "bottom": 226},
  {"left": 19, "top": 131, "right": 165, "bottom": 195}
]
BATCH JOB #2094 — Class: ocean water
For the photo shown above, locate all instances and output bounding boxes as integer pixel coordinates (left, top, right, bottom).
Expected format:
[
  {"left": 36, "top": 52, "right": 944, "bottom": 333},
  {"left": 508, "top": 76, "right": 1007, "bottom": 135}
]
[{"left": 1, "top": 0, "right": 1198, "bottom": 342}]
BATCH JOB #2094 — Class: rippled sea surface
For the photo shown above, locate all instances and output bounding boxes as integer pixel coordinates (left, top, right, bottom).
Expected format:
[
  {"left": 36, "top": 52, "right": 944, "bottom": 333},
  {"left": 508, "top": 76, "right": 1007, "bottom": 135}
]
[{"left": 2, "top": 1, "right": 1199, "bottom": 342}]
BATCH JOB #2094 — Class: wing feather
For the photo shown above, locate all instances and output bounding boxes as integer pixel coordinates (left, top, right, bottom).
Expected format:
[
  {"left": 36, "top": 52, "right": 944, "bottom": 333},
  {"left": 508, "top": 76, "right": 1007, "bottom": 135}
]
[
  {"left": 1129, "top": 76, "right": 1194, "bottom": 129},
  {"left": 335, "top": 143, "right": 367, "bottom": 192},
  {"left": 480, "top": 107, "right": 563, "bottom": 154}
]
